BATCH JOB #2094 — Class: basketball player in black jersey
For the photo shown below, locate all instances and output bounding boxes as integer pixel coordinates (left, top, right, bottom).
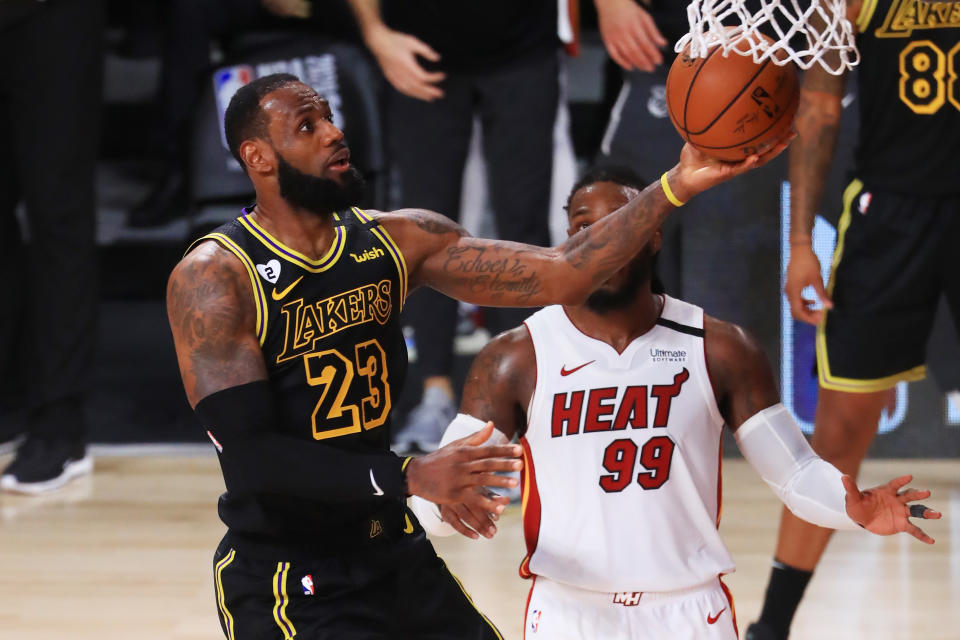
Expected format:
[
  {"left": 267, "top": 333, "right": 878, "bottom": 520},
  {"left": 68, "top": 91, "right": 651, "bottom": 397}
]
[
  {"left": 747, "top": 2, "right": 960, "bottom": 639},
  {"left": 166, "top": 73, "right": 788, "bottom": 639}
]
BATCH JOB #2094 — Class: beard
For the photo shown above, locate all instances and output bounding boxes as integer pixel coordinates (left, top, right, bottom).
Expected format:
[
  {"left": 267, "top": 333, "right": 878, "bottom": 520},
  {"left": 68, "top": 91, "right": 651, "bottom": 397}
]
[
  {"left": 584, "top": 250, "right": 655, "bottom": 313},
  {"left": 276, "top": 152, "right": 365, "bottom": 216}
]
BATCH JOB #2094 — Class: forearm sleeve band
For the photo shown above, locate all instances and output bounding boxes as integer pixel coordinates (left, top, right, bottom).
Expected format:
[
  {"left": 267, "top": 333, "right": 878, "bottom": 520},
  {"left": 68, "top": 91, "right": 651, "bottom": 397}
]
[
  {"left": 734, "top": 404, "right": 860, "bottom": 531},
  {"left": 195, "top": 381, "right": 409, "bottom": 501}
]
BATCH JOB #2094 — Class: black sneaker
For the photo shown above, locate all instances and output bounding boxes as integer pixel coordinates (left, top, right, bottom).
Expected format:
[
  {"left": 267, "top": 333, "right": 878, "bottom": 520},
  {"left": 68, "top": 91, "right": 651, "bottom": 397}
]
[
  {"left": 0, "top": 436, "right": 92, "bottom": 494},
  {"left": 745, "top": 621, "right": 781, "bottom": 640}
]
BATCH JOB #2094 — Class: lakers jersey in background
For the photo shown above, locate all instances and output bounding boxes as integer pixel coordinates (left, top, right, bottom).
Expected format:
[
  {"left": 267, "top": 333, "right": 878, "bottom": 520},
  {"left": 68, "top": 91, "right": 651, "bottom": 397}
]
[{"left": 854, "top": 0, "right": 960, "bottom": 194}]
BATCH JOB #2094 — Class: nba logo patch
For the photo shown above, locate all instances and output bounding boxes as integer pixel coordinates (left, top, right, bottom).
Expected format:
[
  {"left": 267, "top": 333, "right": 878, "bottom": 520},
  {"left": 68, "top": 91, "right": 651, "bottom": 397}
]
[
  {"left": 213, "top": 65, "right": 254, "bottom": 150},
  {"left": 301, "top": 574, "right": 315, "bottom": 596},
  {"left": 529, "top": 609, "right": 542, "bottom": 633},
  {"left": 858, "top": 191, "right": 872, "bottom": 214}
]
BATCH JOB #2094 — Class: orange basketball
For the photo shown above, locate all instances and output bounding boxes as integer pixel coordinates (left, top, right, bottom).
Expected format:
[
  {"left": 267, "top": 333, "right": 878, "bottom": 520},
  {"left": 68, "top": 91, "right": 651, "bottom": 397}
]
[{"left": 666, "top": 34, "right": 799, "bottom": 162}]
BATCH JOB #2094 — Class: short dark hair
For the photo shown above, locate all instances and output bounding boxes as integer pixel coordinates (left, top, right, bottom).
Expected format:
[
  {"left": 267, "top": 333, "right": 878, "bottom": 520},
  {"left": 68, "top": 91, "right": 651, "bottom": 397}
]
[
  {"left": 224, "top": 73, "right": 301, "bottom": 168},
  {"left": 566, "top": 165, "right": 665, "bottom": 294},
  {"left": 564, "top": 165, "right": 649, "bottom": 214}
]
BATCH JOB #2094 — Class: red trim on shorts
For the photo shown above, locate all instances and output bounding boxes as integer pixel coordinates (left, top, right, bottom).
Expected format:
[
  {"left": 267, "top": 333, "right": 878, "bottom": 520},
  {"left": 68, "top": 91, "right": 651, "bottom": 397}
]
[
  {"left": 719, "top": 576, "right": 738, "bottom": 637},
  {"left": 522, "top": 575, "right": 538, "bottom": 640},
  {"left": 518, "top": 437, "right": 542, "bottom": 580}
]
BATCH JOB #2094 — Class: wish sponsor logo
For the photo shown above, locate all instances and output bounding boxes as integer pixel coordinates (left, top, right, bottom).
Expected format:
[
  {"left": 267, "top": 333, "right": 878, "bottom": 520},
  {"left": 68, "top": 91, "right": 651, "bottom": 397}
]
[
  {"left": 650, "top": 347, "right": 687, "bottom": 363},
  {"left": 351, "top": 247, "right": 384, "bottom": 263}
]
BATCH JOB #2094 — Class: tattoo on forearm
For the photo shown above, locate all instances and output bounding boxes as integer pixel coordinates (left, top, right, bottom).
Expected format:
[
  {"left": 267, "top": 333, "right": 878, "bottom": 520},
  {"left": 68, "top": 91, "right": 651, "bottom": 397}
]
[
  {"left": 410, "top": 210, "right": 466, "bottom": 236},
  {"left": 443, "top": 245, "right": 545, "bottom": 304}
]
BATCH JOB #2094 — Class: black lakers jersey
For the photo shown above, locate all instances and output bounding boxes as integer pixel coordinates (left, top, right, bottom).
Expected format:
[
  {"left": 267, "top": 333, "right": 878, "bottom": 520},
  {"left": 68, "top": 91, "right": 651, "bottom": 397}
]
[
  {"left": 191, "top": 207, "right": 410, "bottom": 545},
  {"left": 853, "top": 0, "right": 960, "bottom": 194}
]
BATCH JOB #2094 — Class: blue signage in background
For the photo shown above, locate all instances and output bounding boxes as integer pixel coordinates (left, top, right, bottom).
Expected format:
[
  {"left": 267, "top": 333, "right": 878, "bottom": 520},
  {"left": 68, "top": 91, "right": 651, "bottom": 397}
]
[{"left": 779, "top": 182, "right": 908, "bottom": 435}]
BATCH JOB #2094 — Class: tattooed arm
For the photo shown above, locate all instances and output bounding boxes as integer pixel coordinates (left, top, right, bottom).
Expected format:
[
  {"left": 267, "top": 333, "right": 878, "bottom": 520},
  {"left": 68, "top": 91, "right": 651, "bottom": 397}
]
[
  {"left": 784, "top": 0, "right": 862, "bottom": 325},
  {"left": 436, "top": 327, "right": 536, "bottom": 538},
  {"left": 166, "top": 243, "right": 522, "bottom": 505},
  {"left": 378, "top": 142, "right": 792, "bottom": 307},
  {"left": 167, "top": 241, "right": 267, "bottom": 407}
]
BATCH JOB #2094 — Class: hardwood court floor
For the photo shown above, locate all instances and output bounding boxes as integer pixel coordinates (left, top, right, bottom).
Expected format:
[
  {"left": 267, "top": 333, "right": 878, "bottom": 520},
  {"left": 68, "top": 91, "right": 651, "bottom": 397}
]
[{"left": 0, "top": 452, "right": 956, "bottom": 639}]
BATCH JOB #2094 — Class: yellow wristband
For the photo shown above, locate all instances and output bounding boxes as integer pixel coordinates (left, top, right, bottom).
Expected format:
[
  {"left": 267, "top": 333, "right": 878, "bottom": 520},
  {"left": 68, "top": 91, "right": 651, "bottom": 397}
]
[{"left": 661, "top": 172, "right": 685, "bottom": 207}]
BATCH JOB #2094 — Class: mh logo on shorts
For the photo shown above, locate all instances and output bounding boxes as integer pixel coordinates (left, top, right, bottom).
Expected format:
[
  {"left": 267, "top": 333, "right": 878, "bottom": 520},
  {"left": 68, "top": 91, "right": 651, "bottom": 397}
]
[{"left": 613, "top": 591, "right": 643, "bottom": 606}]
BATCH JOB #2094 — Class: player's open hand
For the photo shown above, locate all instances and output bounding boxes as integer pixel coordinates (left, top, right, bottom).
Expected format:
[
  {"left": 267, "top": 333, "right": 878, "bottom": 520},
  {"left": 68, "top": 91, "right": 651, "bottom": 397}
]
[
  {"left": 365, "top": 26, "right": 445, "bottom": 101},
  {"left": 406, "top": 422, "right": 521, "bottom": 517},
  {"left": 785, "top": 243, "right": 833, "bottom": 325},
  {"left": 596, "top": 0, "right": 667, "bottom": 72},
  {"left": 843, "top": 474, "right": 941, "bottom": 544},
  {"left": 669, "top": 130, "right": 796, "bottom": 202},
  {"left": 438, "top": 487, "right": 506, "bottom": 540}
]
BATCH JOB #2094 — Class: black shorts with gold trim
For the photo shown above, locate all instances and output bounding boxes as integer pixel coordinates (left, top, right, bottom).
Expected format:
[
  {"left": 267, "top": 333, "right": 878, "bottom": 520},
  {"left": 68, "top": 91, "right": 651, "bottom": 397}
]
[
  {"left": 817, "top": 179, "right": 960, "bottom": 393},
  {"left": 211, "top": 513, "right": 503, "bottom": 640}
]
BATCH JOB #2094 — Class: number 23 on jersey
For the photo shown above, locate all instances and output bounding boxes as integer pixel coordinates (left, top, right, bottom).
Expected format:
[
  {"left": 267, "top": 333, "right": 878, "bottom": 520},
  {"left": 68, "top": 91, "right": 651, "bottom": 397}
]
[{"left": 304, "top": 339, "right": 391, "bottom": 440}]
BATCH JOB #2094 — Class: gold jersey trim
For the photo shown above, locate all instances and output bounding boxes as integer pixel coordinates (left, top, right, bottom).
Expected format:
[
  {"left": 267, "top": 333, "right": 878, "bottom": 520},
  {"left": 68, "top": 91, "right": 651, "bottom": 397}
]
[
  {"left": 238, "top": 214, "right": 346, "bottom": 273},
  {"left": 204, "top": 233, "right": 268, "bottom": 346},
  {"left": 353, "top": 207, "right": 409, "bottom": 308}
]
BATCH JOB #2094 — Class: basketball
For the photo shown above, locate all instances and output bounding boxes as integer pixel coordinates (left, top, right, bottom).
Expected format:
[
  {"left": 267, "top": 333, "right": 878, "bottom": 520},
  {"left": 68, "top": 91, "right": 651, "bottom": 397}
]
[{"left": 666, "top": 33, "right": 799, "bottom": 162}]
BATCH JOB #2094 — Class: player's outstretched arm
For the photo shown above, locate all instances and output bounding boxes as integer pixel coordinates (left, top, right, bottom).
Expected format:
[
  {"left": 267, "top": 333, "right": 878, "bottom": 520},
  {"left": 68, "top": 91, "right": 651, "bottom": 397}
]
[
  {"left": 705, "top": 317, "right": 940, "bottom": 542},
  {"left": 378, "top": 136, "right": 792, "bottom": 309}
]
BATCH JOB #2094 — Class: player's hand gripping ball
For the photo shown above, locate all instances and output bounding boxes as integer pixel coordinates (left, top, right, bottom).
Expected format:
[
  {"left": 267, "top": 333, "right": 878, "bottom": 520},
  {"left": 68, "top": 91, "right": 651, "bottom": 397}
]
[{"left": 666, "top": 32, "right": 799, "bottom": 162}]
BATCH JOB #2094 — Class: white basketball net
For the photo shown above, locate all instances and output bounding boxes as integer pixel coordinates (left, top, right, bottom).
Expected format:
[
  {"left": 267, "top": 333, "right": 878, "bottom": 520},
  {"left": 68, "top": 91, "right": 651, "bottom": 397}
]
[{"left": 676, "top": 0, "right": 860, "bottom": 75}]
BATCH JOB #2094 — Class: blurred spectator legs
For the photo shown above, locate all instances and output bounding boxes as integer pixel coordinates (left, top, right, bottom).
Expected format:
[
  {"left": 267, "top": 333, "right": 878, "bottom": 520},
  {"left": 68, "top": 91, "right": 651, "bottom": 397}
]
[
  {"left": 0, "top": 0, "right": 104, "bottom": 493},
  {"left": 128, "top": 0, "right": 264, "bottom": 228},
  {"left": 391, "top": 50, "right": 559, "bottom": 452}
]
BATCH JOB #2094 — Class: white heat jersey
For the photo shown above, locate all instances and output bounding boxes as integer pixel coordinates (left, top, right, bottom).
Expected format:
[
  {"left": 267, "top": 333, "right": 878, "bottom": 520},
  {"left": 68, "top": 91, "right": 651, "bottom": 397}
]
[{"left": 519, "top": 296, "right": 733, "bottom": 593}]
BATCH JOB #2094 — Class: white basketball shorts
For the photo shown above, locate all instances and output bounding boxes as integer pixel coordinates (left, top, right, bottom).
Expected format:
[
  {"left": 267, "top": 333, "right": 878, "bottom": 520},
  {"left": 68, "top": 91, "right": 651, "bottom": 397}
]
[{"left": 523, "top": 576, "right": 737, "bottom": 640}]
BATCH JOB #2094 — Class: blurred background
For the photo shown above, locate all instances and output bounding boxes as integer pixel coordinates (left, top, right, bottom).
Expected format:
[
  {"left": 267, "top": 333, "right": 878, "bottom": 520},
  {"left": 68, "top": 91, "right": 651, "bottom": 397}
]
[{"left": 1, "top": 0, "right": 958, "bottom": 458}]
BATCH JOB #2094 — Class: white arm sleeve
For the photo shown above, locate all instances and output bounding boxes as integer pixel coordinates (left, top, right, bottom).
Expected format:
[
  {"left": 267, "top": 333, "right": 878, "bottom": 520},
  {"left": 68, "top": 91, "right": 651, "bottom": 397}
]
[
  {"left": 734, "top": 404, "right": 860, "bottom": 531},
  {"left": 407, "top": 413, "right": 488, "bottom": 537}
]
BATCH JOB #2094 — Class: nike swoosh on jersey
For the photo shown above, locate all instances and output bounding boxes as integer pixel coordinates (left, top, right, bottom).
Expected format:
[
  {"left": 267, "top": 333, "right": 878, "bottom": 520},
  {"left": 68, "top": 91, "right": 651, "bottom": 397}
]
[
  {"left": 369, "top": 468, "right": 385, "bottom": 496},
  {"left": 403, "top": 513, "right": 414, "bottom": 534},
  {"left": 271, "top": 276, "right": 304, "bottom": 301},
  {"left": 707, "top": 607, "right": 726, "bottom": 624},
  {"left": 560, "top": 360, "right": 595, "bottom": 376}
]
